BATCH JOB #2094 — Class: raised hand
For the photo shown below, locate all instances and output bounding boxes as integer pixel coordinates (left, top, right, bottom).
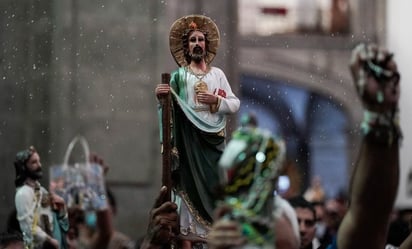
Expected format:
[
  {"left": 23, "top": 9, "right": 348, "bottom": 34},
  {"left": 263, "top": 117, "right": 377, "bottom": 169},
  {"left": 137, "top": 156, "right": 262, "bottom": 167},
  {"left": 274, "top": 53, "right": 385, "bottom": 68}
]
[
  {"left": 89, "top": 153, "right": 109, "bottom": 175},
  {"left": 350, "top": 43, "right": 400, "bottom": 113},
  {"left": 50, "top": 193, "right": 66, "bottom": 212},
  {"left": 350, "top": 43, "right": 402, "bottom": 146}
]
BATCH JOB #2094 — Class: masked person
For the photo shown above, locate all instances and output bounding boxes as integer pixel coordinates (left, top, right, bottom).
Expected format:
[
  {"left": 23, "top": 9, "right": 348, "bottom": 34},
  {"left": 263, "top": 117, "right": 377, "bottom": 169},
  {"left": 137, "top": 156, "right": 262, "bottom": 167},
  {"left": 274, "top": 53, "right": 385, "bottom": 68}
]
[
  {"left": 155, "top": 15, "right": 240, "bottom": 248},
  {"left": 14, "top": 146, "right": 69, "bottom": 249}
]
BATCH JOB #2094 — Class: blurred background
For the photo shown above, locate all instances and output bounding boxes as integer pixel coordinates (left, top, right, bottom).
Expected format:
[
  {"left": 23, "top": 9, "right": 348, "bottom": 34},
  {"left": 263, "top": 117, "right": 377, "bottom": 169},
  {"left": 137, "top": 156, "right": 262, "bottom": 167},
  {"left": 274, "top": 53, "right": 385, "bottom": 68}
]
[{"left": 0, "top": 0, "right": 411, "bottom": 240}]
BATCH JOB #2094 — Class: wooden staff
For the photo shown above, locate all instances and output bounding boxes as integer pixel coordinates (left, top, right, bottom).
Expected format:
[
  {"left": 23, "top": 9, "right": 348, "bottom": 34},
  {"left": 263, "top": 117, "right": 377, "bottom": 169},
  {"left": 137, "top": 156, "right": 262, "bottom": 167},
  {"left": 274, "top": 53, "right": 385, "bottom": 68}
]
[{"left": 160, "top": 73, "right": 172, "bottom": 201}]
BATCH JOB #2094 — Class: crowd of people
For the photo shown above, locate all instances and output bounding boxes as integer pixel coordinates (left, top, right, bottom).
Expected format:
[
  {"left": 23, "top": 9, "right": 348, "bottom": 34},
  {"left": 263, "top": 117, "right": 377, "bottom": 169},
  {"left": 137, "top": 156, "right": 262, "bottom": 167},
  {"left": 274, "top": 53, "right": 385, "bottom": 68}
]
[{"left": 1, "top": 14, "right": 410, "bottom": 249}]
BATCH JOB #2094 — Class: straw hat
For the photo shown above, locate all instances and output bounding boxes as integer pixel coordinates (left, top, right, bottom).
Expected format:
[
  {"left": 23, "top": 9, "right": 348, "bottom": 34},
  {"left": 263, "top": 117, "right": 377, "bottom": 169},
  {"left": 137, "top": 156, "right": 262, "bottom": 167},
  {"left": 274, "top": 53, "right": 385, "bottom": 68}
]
[{"left": 169, "top": 15, "right": 220, "bottom": 67}]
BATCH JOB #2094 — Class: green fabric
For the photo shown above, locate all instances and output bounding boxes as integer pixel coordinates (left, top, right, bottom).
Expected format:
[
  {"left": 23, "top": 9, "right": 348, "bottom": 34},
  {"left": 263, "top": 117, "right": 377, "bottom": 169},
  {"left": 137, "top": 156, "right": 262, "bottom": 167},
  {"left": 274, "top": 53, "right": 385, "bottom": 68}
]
[
  {"left": 169, "top": 67, "right": 225, "bottom": 222},
  {"left": 173, "top": 105, "right": 223, "bottom": 222},
  {"left": 52, "top": 212, "right": 69, "bottom": 249}
]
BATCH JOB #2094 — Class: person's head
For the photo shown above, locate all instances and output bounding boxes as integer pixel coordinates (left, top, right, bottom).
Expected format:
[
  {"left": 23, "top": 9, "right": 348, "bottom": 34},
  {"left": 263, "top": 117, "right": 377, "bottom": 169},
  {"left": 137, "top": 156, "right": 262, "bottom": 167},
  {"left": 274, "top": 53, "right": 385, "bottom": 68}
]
[
  {"left": 169, "top": 15, "right": 220, "bottom": 67},
  {"left": 14, "top": 146, "right": 42, "bottom": 187},
  {"left": 311, "top": 201, "right": 327, "bottom": 239},
  {"left": 323, "top": 198, "right": 346, "bottom": 235},
  {"left": 288, "top": 196, "right": 317, "bottom": 249},
  {"left": 0, "top": 232, "right": 24, "bottom": 249},
  {"left": 274, "top": 195, "right": 300, "bottom": 249}
]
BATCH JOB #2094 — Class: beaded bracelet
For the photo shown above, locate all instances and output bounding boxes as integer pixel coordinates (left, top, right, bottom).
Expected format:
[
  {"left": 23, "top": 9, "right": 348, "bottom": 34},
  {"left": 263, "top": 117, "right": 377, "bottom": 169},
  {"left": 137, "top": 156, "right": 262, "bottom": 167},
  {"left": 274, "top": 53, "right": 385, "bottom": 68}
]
[{"left": 360, "top": 109, "right": 402, "bottom": 146}]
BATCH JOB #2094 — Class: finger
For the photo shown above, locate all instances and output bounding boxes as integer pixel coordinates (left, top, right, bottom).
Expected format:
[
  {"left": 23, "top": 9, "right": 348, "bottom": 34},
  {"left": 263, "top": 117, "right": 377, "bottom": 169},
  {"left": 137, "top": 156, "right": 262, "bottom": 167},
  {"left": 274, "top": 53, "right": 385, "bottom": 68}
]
[
  {"left": 213, "top": 205, "right": 232, "bottom": 220},
  {"left": 50, "top": 193, "right": 64, "bottom": 202},
  {"left": 208, "top": 235, "right": 246, "bottom": 248},
  {"left": 350, "top": 43, "right": 366, "bottom": 68},
  {"left": 52, "top": 196, "right": 65, "bottom": 204},
  {"left": 102, "top": 165, "right": 109, "bottom": 175},
  {"left": 89, "top": 153, "right": 103, "bottom": 165},
  {"left": 350, "top": 43, "right": 367, "bottom": 81},
  {"left": 158, "top": 84, "right": 170, "bottom": 90},
  {"left": 155, "top": 216, "right": 178, "bottom": 227},
  {"left": 366, "top": 43, "right": 376, "bottom": 59},
  {"left": 152, "top": 186, "right": 168, "bottom": 208},
  {"left": 149, "top": 224, "right": 175, "bottom": 243},
  {"left": 152, "top": 202, "right": 178, "bottom": 217},
  {"left": 376, "top": 47, "right": 388, "bottom": 63},
  {"left": 213, "top": 219, "right": 241, "bottom": 233},
  {"left": 210, "top": 230, "right": 243, "bottom": 239}
]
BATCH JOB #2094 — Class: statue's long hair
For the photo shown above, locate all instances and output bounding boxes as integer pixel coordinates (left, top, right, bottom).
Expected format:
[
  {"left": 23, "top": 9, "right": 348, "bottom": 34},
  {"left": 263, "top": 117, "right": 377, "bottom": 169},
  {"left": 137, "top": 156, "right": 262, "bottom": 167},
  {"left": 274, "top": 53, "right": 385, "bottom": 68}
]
[{"left": 14, "top": 146, "right": 36, "bottom": 187}]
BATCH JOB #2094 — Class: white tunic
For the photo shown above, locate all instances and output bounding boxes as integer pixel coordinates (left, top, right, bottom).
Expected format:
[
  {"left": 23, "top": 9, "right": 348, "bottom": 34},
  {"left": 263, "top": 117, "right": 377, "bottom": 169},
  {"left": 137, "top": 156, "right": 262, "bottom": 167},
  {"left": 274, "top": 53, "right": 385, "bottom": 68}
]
[{"left": 15, "top": 183, "right": 54, "bottom": 249}]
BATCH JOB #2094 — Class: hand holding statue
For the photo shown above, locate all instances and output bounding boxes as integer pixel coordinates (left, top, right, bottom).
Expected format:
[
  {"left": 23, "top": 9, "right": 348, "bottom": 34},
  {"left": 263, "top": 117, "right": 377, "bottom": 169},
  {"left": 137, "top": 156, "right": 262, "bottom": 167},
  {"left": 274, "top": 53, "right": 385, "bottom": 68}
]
[
  {"left": 155, "top": 84, "right": 171, "bottom": 99},
  {"left": 140, "top": 186, "right": 179, "bottom": 249},
  {"left": 207, "top": 206, "right": 246, "bottom": 249}
]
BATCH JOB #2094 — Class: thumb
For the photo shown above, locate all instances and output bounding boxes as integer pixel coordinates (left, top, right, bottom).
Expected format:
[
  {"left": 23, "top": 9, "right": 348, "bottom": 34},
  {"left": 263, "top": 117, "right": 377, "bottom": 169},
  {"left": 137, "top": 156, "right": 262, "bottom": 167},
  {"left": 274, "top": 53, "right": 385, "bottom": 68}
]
[{"left": 153, "top": 186, "right": 168, "bottom": 208}]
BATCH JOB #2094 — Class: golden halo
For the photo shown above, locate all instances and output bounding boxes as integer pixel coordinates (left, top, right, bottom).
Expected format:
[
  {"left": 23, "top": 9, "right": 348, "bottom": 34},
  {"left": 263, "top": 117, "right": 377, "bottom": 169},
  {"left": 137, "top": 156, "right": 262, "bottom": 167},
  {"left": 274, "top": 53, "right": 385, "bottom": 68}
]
[{"left": 169, "top": 15, "right": 220, "bottom": 67}]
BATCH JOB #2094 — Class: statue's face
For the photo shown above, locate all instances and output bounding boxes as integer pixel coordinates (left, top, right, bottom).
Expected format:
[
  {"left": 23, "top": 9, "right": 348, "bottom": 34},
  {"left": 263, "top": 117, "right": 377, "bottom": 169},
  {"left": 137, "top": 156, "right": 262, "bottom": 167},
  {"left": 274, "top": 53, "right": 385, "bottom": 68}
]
[
  {"left": 26, "top": 152, "right": 43, "bottom": 180},
  {"left": 188, "top": 31, "right": 206, "bottom": 64}
]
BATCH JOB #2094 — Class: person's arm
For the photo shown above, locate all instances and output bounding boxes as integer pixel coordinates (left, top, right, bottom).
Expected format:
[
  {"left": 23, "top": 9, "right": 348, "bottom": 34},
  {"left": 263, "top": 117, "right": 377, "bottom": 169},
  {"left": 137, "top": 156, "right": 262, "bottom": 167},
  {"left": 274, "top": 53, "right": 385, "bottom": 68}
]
[
  {"left": 91, "top": 209, "right": 113, "bottom": 249},
  {"left": 88, "top": 153, "right": 113, "bottom": 249},
  {"left": 337, "top": 43, "right": 401, "bottom": 249},
  {"left": 399, "top": 232, "right": 412, "bottom": 249}
]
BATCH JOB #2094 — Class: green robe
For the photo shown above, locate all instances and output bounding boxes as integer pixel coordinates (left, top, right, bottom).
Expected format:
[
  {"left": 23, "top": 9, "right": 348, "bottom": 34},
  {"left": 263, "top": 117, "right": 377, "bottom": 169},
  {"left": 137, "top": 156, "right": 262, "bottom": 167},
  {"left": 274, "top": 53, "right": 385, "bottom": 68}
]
[{"left": 168, "top": 67, "right": 227, "bottom": 222}]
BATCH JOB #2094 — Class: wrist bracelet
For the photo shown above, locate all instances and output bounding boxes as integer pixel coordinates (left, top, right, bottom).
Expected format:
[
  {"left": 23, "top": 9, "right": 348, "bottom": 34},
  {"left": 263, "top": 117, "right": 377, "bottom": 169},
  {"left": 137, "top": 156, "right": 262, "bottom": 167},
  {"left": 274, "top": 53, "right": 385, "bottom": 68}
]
[{"left": 361, "top": 109, "right": 402, "bottom": 146}]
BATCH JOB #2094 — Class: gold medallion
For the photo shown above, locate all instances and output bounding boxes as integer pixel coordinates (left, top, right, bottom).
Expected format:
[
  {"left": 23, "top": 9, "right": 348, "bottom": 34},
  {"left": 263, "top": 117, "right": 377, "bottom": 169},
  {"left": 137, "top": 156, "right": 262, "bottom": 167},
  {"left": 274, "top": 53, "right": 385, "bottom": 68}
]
[
  {"left": 194, "top": 81, "right": 208, "bottom": 94},
  {"left": 194, "top": 81, "right": 208, "bottom": 105}
]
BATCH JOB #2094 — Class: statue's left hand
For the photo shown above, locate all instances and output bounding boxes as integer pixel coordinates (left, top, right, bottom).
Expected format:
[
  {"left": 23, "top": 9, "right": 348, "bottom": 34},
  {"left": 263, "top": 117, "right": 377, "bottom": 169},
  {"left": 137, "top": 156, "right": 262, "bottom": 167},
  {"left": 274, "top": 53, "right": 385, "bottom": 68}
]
[{"left": 197, "top": 92, "right": 218, "bottom": 105}]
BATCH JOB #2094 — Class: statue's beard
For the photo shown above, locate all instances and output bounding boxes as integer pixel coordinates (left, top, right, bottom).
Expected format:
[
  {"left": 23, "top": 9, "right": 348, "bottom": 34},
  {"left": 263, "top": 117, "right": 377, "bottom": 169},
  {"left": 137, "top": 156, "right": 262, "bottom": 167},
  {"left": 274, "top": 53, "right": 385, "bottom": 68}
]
[
  {"left": 190, "top": 46, "right": 204, "bottom": 64},
  {"left": 27, "top": 167, "right": 43, "bottom": 180}
]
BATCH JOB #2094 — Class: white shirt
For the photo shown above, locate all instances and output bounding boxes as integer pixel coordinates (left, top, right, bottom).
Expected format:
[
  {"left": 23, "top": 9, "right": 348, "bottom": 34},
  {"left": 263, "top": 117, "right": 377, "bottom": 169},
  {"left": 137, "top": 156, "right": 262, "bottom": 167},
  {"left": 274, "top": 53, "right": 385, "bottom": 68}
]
[{"left": 15, "top": 183, "right": 54, "bottom": 248}]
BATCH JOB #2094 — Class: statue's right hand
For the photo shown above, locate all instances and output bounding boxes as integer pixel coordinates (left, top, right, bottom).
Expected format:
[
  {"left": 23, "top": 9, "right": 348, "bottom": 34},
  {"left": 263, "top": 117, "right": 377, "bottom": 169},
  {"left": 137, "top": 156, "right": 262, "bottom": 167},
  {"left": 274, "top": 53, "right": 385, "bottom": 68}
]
[{"left": 155, "top": 84, "right": 171, "bottom": 99}]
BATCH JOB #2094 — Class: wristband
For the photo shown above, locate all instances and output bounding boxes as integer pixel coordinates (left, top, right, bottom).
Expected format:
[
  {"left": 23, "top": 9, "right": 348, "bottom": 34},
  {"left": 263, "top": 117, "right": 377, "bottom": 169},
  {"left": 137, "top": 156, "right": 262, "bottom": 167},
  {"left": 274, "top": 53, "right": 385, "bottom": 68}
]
[{"left": 361, "top": 109, "right": 402, "bottom": 146}]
